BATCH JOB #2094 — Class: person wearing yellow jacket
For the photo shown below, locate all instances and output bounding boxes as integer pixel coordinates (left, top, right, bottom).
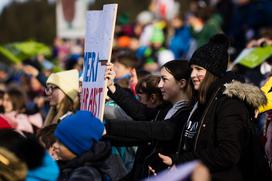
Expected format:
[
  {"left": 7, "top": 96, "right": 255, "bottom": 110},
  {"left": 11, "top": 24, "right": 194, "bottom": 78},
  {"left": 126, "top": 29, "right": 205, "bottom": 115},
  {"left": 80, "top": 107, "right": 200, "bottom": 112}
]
[{"left": 259, "top": 76, "right": 272, "bottom": 113}]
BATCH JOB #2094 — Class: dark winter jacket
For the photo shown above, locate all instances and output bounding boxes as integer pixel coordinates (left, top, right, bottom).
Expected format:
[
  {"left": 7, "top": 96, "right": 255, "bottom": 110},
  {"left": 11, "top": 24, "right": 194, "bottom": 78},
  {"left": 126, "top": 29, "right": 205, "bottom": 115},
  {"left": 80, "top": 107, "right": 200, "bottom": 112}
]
[
  {"left": 59, "top": 141, "right": 127, "bottom": 181},
  {"left": 106, "top": 102, "right": 192, "bottom": 180},
  {"left": 173, "top": 73, "right": 271, "bottom": 181}
]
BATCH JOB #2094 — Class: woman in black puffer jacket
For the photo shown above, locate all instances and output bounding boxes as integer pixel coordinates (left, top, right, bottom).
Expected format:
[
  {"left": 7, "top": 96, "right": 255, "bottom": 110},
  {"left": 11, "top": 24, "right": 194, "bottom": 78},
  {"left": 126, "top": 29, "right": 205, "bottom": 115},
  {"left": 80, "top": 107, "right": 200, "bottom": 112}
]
[{"left": 159, "top": 34, "right": 272, "bottom": 181}]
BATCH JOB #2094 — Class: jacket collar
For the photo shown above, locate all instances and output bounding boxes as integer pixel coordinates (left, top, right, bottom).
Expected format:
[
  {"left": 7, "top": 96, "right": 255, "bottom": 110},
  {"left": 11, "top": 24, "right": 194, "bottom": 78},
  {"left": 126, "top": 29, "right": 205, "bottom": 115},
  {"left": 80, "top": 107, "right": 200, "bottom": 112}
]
[
  {"left": 60, "top": 141, "right": 111, "bottom": 170},
  {"left": 223, "top": 80, "right": 267, "bottom": 109},
  {"left": 205, "top": 71, "right": 266, "bottom": 109},
  {"left": 205, "top": 71, "right": 245, "bottom": 104}
]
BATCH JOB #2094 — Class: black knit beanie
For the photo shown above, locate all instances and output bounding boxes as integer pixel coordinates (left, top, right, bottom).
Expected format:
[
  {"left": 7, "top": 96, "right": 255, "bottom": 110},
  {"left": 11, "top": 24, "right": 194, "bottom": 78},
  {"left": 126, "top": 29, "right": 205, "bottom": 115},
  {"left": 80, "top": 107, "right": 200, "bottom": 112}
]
[{"left": 190, "top": 34, "right": 229, "bottom": 77}]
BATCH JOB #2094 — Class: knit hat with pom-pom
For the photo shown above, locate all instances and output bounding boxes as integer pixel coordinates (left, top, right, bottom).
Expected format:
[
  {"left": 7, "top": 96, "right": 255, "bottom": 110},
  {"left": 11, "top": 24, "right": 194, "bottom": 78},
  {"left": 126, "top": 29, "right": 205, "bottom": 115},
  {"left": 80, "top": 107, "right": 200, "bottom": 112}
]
[{"left": 190, "top": 34, "right": 230, "bottom": 77}]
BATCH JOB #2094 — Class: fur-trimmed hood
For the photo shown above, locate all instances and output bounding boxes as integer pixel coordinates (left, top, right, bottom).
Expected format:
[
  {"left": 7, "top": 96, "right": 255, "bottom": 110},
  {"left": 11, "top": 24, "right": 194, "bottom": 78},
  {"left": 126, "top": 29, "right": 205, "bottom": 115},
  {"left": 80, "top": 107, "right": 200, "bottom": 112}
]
[{"left": 223, "top": 81, "right": 267, "bottom": 109}]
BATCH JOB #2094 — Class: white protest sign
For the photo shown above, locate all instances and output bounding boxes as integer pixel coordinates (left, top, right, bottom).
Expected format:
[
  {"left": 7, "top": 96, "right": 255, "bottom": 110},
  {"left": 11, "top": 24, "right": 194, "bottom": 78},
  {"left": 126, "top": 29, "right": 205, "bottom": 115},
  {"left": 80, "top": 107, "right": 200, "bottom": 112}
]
[{"left": 81, "top": 4, "right": 118, "bottom": 119}]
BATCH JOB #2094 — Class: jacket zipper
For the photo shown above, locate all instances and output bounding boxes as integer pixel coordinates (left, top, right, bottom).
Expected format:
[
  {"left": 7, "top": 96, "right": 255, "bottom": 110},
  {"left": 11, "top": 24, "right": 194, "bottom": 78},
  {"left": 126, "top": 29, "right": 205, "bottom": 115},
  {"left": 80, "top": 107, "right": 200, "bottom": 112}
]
[
  {"left": 144, "top": 105, "right": 191, "bottom": 176},
  {"left": 176, "top": 103, "right": 198, "bottom": 156},
  {"left": 194, "top": 88, "right": 221, "bottom": 152},
  {"left": 145, "top": 107, "right": 186, "bottom": 161}
]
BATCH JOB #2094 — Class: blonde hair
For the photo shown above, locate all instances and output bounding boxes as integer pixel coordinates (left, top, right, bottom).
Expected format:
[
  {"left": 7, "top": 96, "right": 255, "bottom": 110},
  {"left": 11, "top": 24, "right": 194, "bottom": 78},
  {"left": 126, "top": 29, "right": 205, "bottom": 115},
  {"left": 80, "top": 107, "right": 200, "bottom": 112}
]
[
  {"left": 44, "top": 95, "right": 78, "bottom": 126},
  {"left": 0, "top": 147, "right": 27, "bottom": 181}
]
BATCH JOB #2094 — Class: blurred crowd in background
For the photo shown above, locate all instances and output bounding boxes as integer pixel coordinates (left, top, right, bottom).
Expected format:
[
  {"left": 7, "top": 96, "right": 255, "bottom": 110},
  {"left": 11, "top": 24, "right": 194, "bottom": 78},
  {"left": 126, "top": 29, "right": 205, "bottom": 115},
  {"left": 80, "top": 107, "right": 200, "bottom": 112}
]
[{"left": 0, "top": 0, "right": 272, "bottom": 180}]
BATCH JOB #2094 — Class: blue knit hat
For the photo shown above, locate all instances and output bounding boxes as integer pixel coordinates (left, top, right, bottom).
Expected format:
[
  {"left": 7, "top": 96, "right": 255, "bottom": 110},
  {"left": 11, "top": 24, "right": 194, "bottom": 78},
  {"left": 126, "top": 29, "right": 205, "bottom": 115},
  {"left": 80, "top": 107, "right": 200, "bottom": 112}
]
[{"left": 54, "top": 111, "right": 104, "bottom": 156}]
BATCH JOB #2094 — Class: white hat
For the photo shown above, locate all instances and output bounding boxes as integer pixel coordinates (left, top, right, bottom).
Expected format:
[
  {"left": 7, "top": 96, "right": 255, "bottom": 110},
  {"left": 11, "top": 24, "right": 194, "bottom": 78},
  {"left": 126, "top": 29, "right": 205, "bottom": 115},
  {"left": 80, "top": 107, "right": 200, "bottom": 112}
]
[
  {"left": 137, "top": 11, "right": 154, "bottom": 25},
  {"left": 46, "top": 69, "right": 79, "bottom": 102},
  {"left": 158, "top": 49, "right": 175, "bottom": 66}
]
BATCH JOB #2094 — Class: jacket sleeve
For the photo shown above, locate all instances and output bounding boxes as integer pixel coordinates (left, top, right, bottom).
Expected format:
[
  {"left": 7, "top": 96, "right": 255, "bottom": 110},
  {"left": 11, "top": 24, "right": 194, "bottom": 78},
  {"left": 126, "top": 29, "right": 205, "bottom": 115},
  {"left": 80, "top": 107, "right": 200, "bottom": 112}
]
[
  {"left": 104, "top": 135, "right": 145, "bottom": 147},
  {"left": 107, "top": 84, "right": 157, "bottom": 121},
  {"left": 104, "top": 104, "right": 133, "bottom": 120},
  {"left": 175, "top": 99, "right": 247, "bottom": 172},
  {"left": 106, "top": 119, "right": 176, "bottom": 142}
]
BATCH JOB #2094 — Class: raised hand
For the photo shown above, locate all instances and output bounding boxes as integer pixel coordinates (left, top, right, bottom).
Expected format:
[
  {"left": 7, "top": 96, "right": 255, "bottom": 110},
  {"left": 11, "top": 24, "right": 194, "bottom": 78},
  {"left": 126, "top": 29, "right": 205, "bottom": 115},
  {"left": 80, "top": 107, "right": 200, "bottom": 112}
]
[
  {"left": 130, "top": 68, "right": 138, "bottom": 86},
  {"left": 105, "top": 62, "right": 116, "bottom": 93},
  {"left": 129, "top": 68, "right": 138, "bottom": 95},
  {"left": 22, "top": 65, "right": 39, "bottom": 77}
]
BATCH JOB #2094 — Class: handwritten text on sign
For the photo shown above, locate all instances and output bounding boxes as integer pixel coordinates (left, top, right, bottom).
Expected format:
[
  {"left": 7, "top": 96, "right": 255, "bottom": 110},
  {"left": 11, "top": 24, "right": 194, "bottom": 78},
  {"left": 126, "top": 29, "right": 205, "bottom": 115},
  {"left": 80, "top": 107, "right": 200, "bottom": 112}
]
[{"left": 81, "top": 51, "right": 104, "bottom": 117}]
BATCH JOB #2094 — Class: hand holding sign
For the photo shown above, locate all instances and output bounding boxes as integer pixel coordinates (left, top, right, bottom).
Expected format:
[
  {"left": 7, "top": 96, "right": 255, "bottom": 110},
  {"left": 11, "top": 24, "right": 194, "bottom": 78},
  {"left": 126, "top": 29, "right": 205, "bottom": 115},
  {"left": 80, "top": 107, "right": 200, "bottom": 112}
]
[
  {"left": 105, "top": 62, "right": 116, "bottom": 93},
  {"left": 247, "top": 38, "right": 272, "bottom": 48},
  {"left": 233, "top": 45, "right": 272, "bottom": 69}
]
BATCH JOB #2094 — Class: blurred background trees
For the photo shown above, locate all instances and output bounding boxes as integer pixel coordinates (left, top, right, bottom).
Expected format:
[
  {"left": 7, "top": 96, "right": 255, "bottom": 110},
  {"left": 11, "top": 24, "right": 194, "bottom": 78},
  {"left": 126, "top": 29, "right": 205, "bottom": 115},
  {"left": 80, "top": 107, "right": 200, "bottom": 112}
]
[{"left": 0, "top": 0, "right": 190, "bottom": 45}]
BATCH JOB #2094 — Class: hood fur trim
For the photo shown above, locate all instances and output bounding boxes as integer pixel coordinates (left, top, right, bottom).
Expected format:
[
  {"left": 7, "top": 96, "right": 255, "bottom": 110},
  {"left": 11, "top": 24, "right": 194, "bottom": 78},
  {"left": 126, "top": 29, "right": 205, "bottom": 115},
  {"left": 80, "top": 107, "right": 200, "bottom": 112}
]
[{"left": 223, "top": 81, "right": 267, "bottom": 108}]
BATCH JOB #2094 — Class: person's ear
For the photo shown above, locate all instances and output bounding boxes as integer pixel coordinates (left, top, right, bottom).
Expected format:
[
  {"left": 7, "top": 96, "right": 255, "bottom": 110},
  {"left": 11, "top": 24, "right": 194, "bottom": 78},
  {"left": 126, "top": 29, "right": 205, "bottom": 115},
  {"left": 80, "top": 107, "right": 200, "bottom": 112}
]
[
  {"left": 150, "top": 94, "right": 157, "bottom": 104},
  {"left": 179, "top": 79, "right": 187, "bottom": 89}
]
